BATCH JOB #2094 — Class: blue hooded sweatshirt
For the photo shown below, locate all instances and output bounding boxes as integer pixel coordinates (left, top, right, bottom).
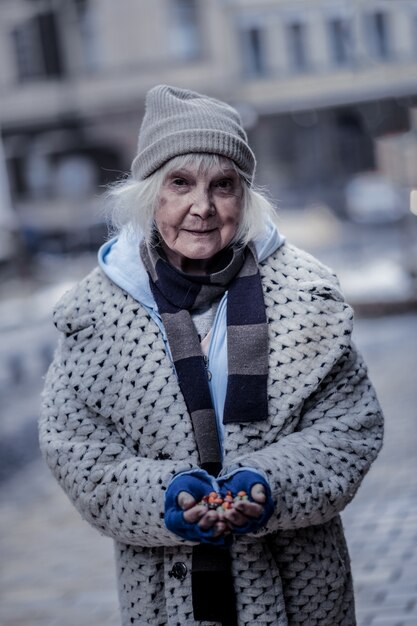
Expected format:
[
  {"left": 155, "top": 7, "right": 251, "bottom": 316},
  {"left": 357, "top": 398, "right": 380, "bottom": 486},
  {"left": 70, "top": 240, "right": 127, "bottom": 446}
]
[{"left": 98, "top": 219, "right": 285, "bottom": 454}]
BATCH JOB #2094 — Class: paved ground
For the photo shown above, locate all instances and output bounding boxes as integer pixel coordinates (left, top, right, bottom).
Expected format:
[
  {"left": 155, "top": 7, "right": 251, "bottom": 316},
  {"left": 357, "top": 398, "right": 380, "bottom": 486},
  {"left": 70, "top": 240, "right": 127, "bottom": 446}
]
[
  {"left": 0, "top": 313, "right": 416, "bottom": 626},
  {"left": 342, "top": 315, "right": 417, "bottom": 626}
]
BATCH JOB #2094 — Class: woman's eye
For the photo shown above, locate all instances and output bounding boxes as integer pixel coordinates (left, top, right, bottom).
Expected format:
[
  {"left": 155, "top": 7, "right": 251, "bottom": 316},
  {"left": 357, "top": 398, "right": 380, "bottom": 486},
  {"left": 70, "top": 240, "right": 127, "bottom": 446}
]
[
  {"left": 216, "top": 179, "right": 233, "bottom": 190},
  {"left": 172, "top": 178, "right": 188, "bottom": 187}
]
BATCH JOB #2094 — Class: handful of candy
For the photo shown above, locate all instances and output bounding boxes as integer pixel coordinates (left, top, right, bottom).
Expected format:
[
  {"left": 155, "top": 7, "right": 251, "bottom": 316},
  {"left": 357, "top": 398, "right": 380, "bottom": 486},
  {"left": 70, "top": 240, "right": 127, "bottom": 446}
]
[{"left": 198, "top": 490, "right": 249, "bottom": 512}]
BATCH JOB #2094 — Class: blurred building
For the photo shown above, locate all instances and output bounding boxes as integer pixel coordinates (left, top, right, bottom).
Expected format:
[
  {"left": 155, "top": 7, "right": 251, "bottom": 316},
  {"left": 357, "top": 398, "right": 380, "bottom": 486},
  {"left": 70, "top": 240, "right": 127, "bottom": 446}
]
[{"left": 1, "top": 0, "right": 417, "bottom": 253}]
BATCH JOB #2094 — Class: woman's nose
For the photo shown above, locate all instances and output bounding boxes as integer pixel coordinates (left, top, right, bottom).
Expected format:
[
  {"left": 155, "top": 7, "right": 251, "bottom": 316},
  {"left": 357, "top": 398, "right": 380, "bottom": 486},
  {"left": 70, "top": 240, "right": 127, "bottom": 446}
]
[{"left": 190, "top": 188, "right": 214, "bottom": 217}]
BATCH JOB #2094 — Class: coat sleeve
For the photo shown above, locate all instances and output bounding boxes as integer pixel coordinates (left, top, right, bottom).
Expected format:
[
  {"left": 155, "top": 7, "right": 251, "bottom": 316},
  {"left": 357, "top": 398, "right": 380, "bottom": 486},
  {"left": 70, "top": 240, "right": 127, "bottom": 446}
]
[
  {"left": 39, "top": 358, "right": 195, "bottom": 548},
  {"left": 222, "top": 342, "right": 384, "bottom": 533}
]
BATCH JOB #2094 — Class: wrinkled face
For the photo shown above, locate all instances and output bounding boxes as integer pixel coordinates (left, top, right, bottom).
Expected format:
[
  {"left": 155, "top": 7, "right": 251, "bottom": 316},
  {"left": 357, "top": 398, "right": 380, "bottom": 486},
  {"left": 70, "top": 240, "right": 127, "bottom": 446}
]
[{"left": 154, "top": 162, "right": 243, "bottom": 274}]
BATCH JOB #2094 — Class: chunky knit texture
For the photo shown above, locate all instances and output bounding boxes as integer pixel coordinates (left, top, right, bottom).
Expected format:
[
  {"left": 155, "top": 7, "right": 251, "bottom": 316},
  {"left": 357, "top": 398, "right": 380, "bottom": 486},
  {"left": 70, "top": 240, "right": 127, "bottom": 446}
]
[
  {"left": 131, "top": 84, "right": 256, "bottom": 181},
  {"left": 39, "top": 242, "right": 384, "bottom": 626}
]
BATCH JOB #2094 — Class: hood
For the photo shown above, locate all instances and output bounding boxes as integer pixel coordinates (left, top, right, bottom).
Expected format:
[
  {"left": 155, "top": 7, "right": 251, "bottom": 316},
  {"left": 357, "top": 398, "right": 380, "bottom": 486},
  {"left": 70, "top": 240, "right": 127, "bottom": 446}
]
[{"left": 98, "top": 218, "right": 285, "bottom": 308}]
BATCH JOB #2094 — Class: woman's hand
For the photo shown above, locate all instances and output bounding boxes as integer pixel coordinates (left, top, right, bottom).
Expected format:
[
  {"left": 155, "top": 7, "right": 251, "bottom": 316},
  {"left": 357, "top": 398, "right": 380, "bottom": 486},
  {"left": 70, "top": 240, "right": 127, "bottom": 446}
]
[
  {"left": 178, "top": 478, "right": 272, "bottom": 538},
  {"left": 178, "top": 491, "right": 230, "bottom": 539},
  {"left": 221, "top": 483, "right": 266, "bottom": 530},
  {"left": 217, "top": 470, "right": 275, "bottom": 535},
  {"left": 165, "top": 469, "right": 274, "bottom": 542},
  {"left": 165, "top": 470, "right": 230, "bottom": 544}
]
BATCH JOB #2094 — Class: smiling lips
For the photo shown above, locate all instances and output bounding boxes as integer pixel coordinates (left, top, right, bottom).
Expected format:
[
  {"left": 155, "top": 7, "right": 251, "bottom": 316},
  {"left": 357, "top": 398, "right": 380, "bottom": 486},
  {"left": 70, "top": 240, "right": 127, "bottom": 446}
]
[{"left": 183, "top": 228, "right": 217, "bottom": 235}]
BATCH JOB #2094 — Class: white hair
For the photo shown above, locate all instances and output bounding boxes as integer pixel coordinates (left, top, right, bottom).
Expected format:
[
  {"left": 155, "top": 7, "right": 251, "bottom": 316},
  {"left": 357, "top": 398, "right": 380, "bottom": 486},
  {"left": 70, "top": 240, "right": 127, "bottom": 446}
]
[{"left": 105, "top": 153, "right": 278, "bottom": 245}]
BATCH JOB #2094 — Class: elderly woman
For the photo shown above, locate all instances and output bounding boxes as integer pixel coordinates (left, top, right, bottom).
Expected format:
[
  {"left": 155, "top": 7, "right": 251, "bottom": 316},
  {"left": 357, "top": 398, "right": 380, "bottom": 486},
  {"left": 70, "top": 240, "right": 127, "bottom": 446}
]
[{"left": 39, "top": 85, "right": 383, "bottom": 626}]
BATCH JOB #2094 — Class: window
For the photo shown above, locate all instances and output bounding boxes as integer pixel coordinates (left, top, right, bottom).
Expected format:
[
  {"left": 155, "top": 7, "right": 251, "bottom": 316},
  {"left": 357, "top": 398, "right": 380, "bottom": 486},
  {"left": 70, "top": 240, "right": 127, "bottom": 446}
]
[
  {"left": 170, "top": 0, "right": 202, "bottom": 61},
  {"left": 328, "top": 17, "right": 354, "bottom": 67},
  {"left": 12, "top": 11, "right": 65, "bottom": 81},
  {"left": 72, "top": 0, "right": 99, "bottom": 71},
  {"left": 365, "top": 11, "right": 391, "bottom": 60},
  {"left": 286, "top": 21, "right": 309, "bottom": 72},
  {"left": 12, "top": 20, "right": 43, "bottom": 80},
  {"left": 240, "top": 26, "right": 267, "bottom": 77}
]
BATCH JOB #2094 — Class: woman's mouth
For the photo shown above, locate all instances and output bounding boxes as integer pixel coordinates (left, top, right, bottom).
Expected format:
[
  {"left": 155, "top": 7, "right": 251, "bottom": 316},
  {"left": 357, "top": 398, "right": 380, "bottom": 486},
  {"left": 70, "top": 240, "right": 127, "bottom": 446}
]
[{"left": 184, "top": 228, "right": 216, "bottom": 235}]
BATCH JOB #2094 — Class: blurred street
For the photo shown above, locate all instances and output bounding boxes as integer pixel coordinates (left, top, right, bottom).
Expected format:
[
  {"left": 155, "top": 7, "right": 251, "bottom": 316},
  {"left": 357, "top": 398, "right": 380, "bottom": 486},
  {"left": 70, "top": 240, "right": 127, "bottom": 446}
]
[{"left": 0, "top": 242, "right": 416, "bottom": 625}]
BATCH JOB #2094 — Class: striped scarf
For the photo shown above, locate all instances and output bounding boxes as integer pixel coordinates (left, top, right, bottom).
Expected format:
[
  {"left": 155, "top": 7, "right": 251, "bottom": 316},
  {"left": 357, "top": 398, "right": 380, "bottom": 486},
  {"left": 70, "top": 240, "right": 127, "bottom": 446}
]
[
  {"left": 140, "top": 240, "right": 269, "bottom": 475},
  {"left": 140, "top": 240, "right": 268, "bottom": 626}
]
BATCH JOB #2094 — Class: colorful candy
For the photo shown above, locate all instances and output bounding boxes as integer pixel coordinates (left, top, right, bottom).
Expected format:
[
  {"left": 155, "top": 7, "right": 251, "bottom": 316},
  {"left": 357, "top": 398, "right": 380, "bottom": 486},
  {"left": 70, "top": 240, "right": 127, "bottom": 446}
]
[{"left": 197, "top": 490, "right": 248, "bottom": 512}]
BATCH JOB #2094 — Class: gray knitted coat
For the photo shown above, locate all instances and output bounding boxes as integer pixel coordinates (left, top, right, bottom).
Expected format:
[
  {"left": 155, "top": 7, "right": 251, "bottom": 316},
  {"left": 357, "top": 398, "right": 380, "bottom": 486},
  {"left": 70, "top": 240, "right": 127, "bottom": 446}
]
[{"left": 39, "top": 242, "right": 383, "bottom": 626}]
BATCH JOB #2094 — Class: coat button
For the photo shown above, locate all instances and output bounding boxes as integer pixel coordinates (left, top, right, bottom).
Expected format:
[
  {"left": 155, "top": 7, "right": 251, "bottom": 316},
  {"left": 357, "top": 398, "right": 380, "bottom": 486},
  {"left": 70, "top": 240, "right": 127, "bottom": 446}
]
[{"left": 169, "top": 562, "right": 187, "bottom": 581}]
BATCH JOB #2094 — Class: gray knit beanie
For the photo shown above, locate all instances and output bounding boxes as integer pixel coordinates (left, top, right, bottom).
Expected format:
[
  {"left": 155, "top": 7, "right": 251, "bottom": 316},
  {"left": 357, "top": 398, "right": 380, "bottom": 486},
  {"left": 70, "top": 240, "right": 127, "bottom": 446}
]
[{"left": 131, "top": 84, "right": 256, "bottom": 181}]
